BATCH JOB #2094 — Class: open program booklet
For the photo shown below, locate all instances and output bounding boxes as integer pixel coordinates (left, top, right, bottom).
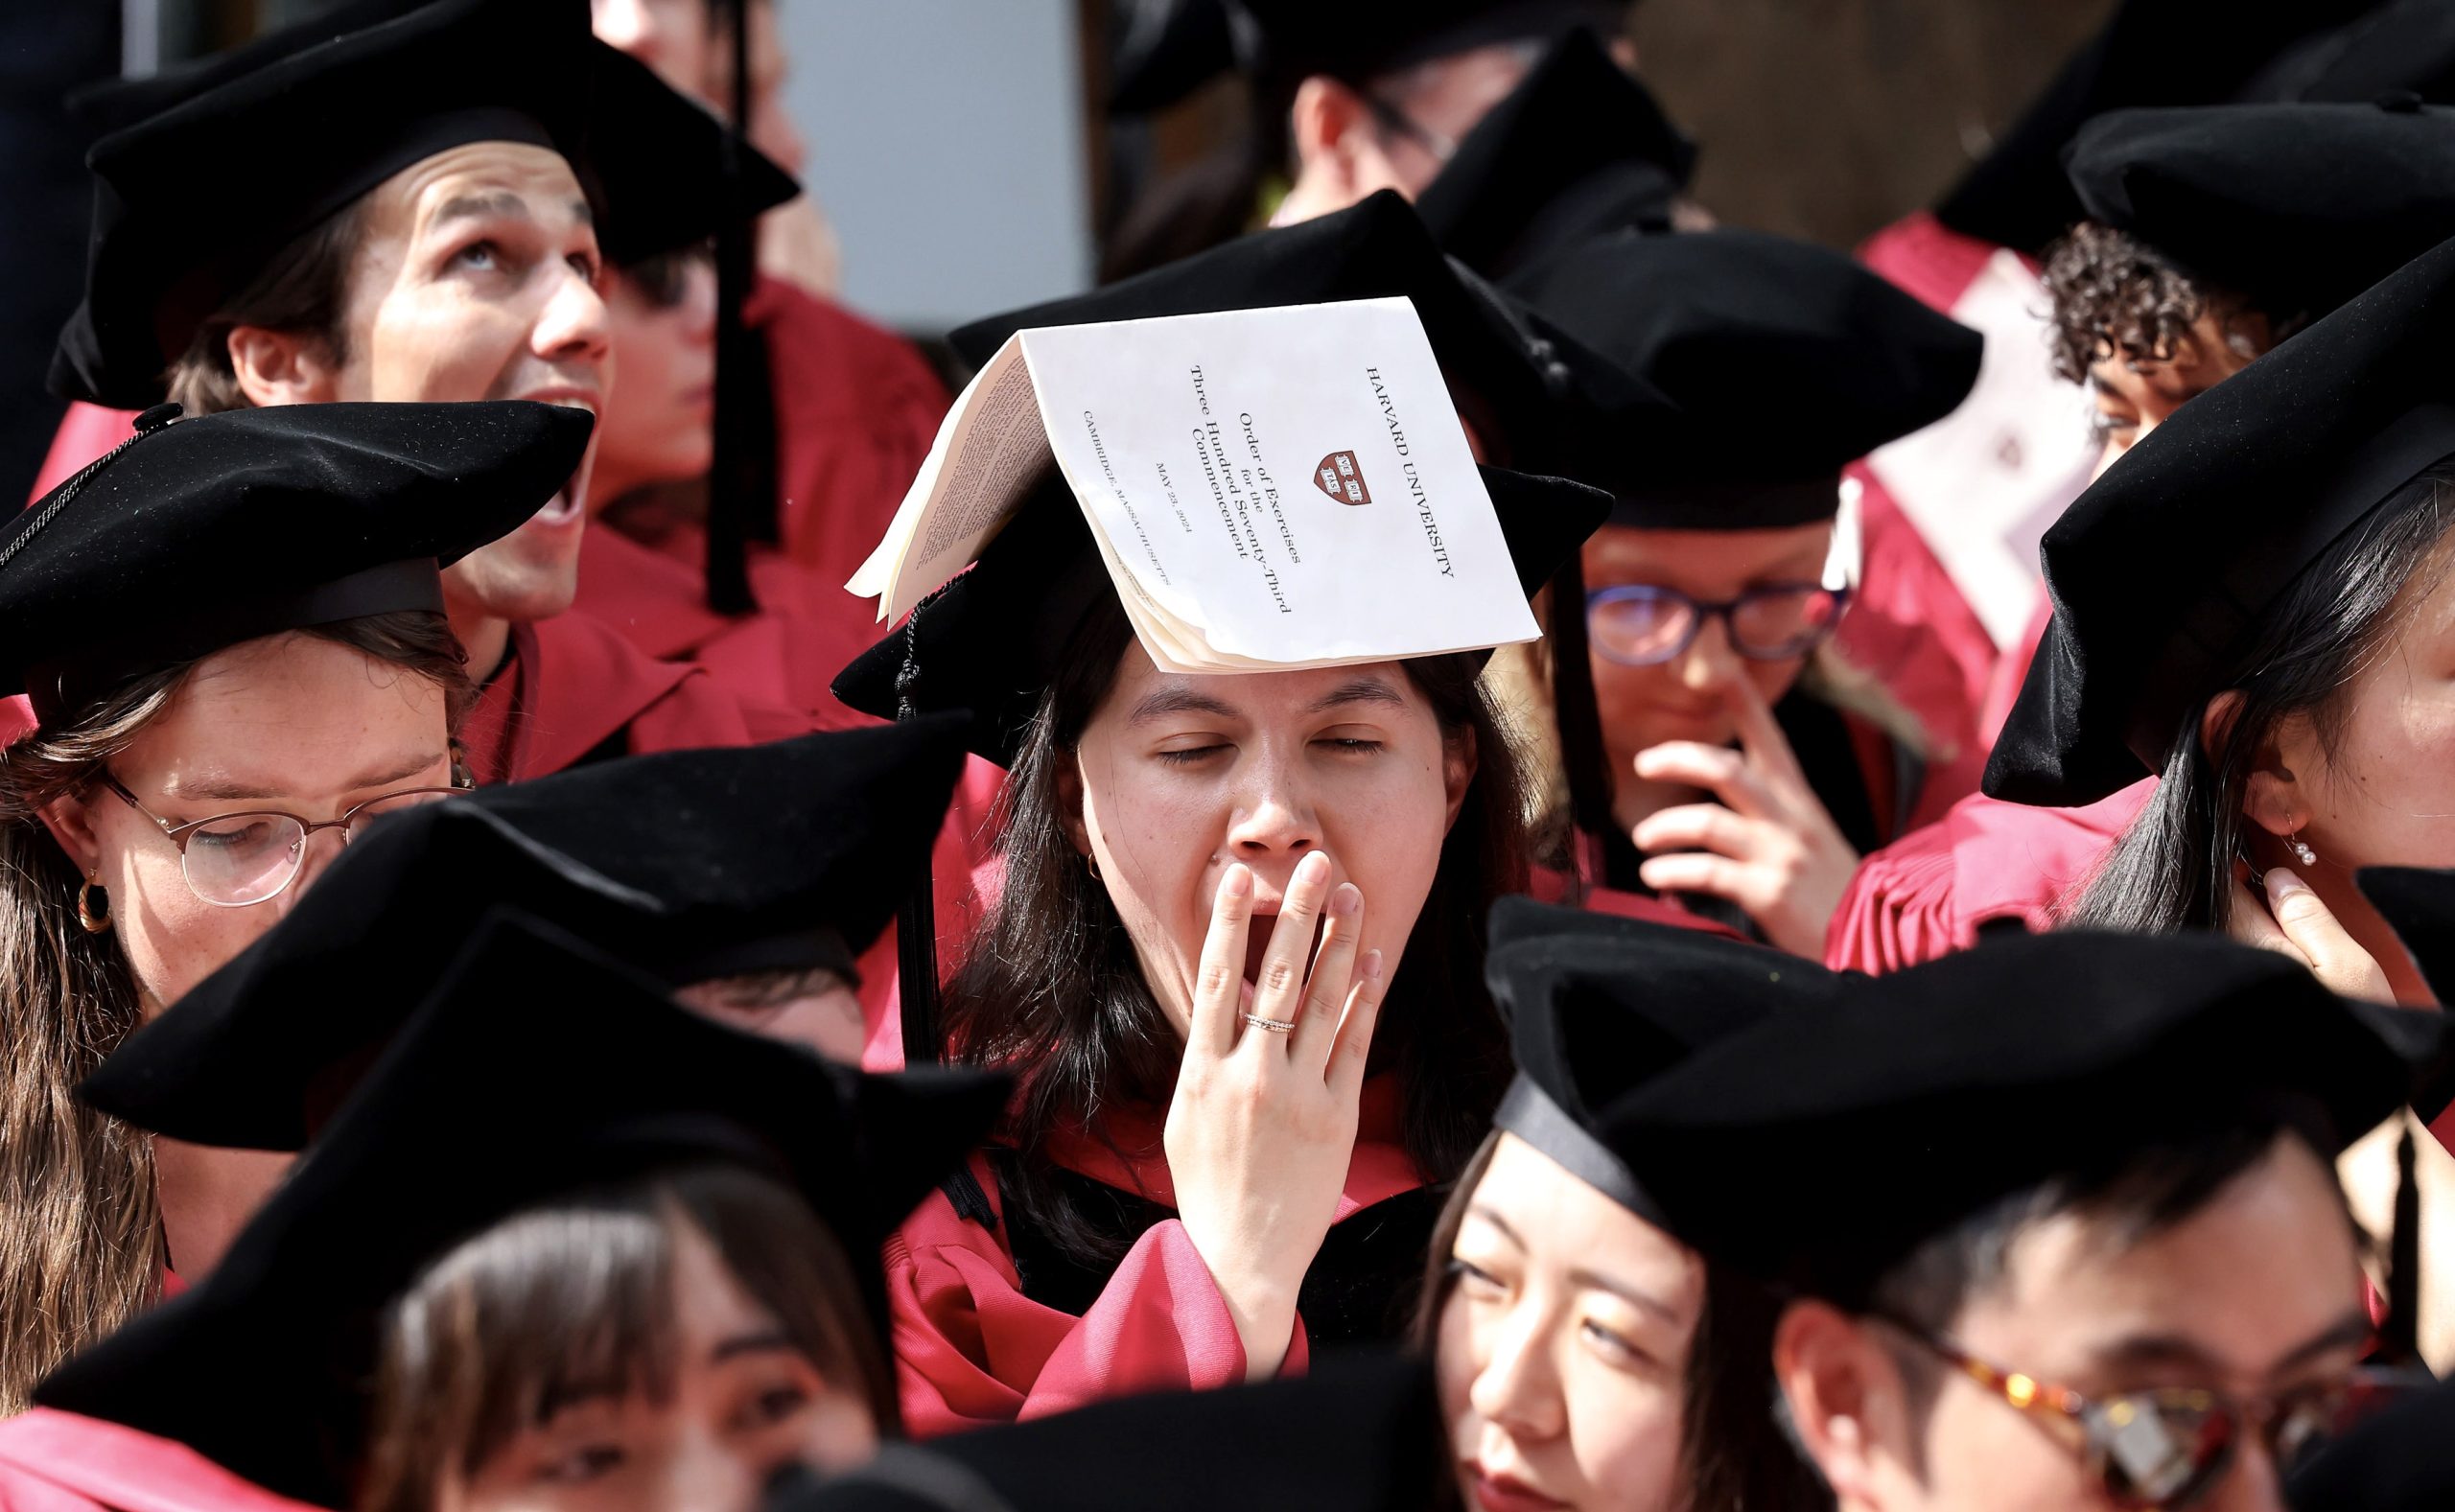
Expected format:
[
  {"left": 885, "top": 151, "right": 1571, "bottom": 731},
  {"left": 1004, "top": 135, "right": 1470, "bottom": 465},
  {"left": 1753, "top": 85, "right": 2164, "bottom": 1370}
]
[{"left": 847, "top": 297, "right": 1540, "bottom": 673}]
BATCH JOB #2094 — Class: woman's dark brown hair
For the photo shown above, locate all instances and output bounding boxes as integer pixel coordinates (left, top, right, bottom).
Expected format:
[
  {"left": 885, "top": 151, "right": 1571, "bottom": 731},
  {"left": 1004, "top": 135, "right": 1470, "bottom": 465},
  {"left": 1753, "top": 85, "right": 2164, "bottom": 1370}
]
[
  {"left": 358, "top": 1162, "right": 897, "bottom": 1512},
  {"left": 942, "top": 592, "right": 1531, "bottom": 1268},
  {"left": 1415, "top": 1133, "right": 1834, "bottom": 1512},
  {"left": 0, "top": 612, "right": 470, "bottom": 1415}
]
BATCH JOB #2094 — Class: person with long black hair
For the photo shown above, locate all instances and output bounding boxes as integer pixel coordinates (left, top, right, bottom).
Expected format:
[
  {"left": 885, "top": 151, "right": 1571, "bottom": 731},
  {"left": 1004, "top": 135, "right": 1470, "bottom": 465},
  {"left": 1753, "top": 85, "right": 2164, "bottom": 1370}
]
[{"left": 831, "top": 456, "right": 1604, "bottom": 1434}]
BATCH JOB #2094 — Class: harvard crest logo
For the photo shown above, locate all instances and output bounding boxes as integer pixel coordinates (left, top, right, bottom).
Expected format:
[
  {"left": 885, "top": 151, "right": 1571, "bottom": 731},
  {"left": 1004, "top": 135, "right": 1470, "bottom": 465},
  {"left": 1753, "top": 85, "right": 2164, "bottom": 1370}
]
[{"left": 1313, "top": 451, "right": 1371, "bottom": 506}]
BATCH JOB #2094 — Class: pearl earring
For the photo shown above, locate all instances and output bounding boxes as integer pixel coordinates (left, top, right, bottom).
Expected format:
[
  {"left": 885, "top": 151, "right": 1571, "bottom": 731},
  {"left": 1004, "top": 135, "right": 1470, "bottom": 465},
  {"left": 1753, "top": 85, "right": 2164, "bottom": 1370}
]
[{"left": 2288, "top": 830, "right": 2318, "bottom": 868}]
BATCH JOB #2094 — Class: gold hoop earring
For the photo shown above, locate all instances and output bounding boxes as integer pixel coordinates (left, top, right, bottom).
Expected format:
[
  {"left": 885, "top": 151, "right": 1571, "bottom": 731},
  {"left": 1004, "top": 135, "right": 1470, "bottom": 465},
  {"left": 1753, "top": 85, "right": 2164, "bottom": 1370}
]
[
  {"left": 77, "top": 873, "right": 111, "bottom": 936},
  {"left": 1087, "top": 853, "right": 1102, "bottom": 881}
]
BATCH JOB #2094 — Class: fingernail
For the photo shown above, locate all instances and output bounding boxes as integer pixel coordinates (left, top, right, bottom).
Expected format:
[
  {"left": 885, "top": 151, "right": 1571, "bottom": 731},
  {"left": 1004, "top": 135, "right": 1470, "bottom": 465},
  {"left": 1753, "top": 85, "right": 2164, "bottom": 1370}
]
[
  {"left": 1361, "top": 949, "right": 1386, "bottom": 982},
  {"left": 1297, "top": 851, "right": 1331, "bottom": 883},
  {"left": 1223, "top": 866, "right": 1251, "bottom": 898},
  {"left": 1328, "top": 883, "right": 1360, "bottom": 919},
  {"left": 2267, "top": 868, "right": 2308, "bottom": 897}
]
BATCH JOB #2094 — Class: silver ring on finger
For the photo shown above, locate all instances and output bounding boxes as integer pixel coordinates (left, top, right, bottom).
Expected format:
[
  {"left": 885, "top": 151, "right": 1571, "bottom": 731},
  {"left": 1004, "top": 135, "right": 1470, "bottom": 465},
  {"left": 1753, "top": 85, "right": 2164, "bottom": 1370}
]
[{"left": 1239, "top": 1012, "right": 1298, "bottom": 1035}]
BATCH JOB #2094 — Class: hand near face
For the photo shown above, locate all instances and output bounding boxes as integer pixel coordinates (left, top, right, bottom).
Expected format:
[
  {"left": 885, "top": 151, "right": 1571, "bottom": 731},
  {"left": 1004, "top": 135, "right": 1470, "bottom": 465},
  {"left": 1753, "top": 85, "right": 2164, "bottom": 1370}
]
[
  {"left": 1628, "top": 674, "right": 1859, "bottom": 957},
  {"left": 1163, "top": 854, "right": 1386, "bottom": 1381},
  {"left": 2228, "top": 868, "right": 2395, "bottom": 1004}
]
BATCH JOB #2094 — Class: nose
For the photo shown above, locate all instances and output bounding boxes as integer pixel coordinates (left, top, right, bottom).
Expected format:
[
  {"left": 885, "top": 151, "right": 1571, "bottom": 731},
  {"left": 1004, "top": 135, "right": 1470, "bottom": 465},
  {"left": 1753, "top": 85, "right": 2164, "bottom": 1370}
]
[
  {"left": 1670, "top": 612, "right": 1743, "bottom": 696},
  {"left": 660, "top": 1423, "right": 768, "bottom": 1512},
  {"left": 1224, "top": 748, "right": 1321, "bottom": 862},
  {"left": 2207, "top": 1435, "right": 2289, "bottom": 1512},
  {"left": 533, "top": 263, "right": 613, "bottom": 372},
  {"left": 275, "top": 826, "right": 353, "bottom": 914},
  {"left": 1467, "top": 1302, "right": 1569, "bottom": 1442}
]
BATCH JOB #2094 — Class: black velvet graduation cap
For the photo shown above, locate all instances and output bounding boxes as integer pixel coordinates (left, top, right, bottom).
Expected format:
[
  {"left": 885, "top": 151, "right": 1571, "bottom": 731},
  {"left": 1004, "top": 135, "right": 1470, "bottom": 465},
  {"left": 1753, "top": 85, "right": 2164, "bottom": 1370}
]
[
  {"left": 37, "top": 909, "right": 1009, "bottom": 1509},
  {"left": 832, "top": 463, "right": 1608, "bottom": 769},
  {"left": 1598, "top": 929, "right": 2441, "bottom": 1302},
  {"left": 0, "top": 400, "right": 589, "bottom": 713},
  {"left": 2066, "top": 100, "right": 2455, "bottom": 322},
  {"left": 1985, "top": 232, "right": 2455, "bottom": 807},
  {"left": 80, "top": 715, "right": 972, "bottom": 1152},
  {"left": 1227, "top": 0, "right": 1626, "bottom": 84},
  {"left": 2238, "top": 0, "right": 2455, "bottom": 110},
  {"left": 769, "top": 1353, "right": 1440, "bottom": 1512},
  {"left": 1510, "top": 227, "right": 1982, "bottom": 529},
  {"left": 1413, "top": 29, "right": 1695, "bottom": 281},
  {"left": 1931, "top": 0, "right": 2373, "bottom": 254},
  {"left": 52, "top": 0, "right": 797, "bottom": 409},
  {"left": 947, "top": 190, "right": 1672, "bottom": 477},
  {"left": 1485, "top": 896, "right": 1845, "bottom": 1229}
]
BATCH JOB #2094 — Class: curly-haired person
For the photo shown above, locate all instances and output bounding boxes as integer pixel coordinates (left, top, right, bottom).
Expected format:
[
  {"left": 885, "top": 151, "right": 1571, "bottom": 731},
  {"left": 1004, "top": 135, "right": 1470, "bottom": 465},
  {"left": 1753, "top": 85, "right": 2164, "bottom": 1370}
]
[{"left": 2044, "top": 100, "right": 2455, "bottom": 477}]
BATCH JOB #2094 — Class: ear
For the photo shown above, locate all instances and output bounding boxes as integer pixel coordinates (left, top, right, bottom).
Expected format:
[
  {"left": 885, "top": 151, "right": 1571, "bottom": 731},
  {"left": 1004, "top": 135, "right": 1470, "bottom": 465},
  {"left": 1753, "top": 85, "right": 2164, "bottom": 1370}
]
[
  {"left": 227, "top": 325, "right": 345, "bottom": 407},
  {"left": 1773, "top": 1300, "right": 1902, "bottom": 1509},
  {"left": 1441, "top": 721, "right": 1479, "bottom": 833},
  {"left": 2201, "top": 689, "right": 2309, "bottom": 842},
  {"left": 1054, "top": 751, "right": 1092, "bottom": 861},
  {"left": 38, "top": 791, "right": 103, "bottom": 877},
  {"left": 1286, "top": 75, "right": 1373, "bottom": 183}
]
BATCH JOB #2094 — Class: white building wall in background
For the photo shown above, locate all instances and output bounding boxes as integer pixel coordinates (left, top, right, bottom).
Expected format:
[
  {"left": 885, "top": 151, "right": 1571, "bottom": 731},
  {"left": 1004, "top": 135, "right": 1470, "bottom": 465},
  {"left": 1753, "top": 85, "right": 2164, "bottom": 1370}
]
[{"left": 781, "top": 0, "right": 1095, "bottom": 336}]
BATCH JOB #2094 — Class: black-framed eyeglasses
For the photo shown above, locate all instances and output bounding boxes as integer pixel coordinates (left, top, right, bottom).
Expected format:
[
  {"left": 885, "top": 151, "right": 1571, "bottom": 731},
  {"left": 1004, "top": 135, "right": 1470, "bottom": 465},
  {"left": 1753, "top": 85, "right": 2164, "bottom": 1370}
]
[
  {"left": 1584, "top": 581, "right": 1851, "bottom": 666},
  {"left": 1879, "top": 1318, "right": 2420, "bottom": 1510},
  {"left": 100, "top": 770, "right": 470, "bottom": 909},
  {"left": 1361, "top": 91, "right": 1460, "bottom": 164}
]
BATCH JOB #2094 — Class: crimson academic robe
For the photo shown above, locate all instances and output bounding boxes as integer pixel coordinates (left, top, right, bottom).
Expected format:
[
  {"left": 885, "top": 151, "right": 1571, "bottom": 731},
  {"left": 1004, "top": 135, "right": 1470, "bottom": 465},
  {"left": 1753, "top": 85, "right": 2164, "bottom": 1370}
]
[
  {"left": 1822, "top": 781, "right": 2154, "bottom": 974},
  {"left": 0, "top": 1410, "right": 320, "bottom": 1512},
  {"left": 28, "top": 401, "right": 129, "bottom": 498},
  {"left": 572, "top": 526, "right": 871, "bottom": 733},
  {"left": 887, "top": 1075, "right": 1426, "bottom": 1437},
  {"left": 455, "top": 615, "right": 805, "bottom": 786},
  {"left": 1833, "top": 463, "right": 2001, "bottom": 764},
  {"left": 756, "top": 278, "right": 949, "bottom": 651}
]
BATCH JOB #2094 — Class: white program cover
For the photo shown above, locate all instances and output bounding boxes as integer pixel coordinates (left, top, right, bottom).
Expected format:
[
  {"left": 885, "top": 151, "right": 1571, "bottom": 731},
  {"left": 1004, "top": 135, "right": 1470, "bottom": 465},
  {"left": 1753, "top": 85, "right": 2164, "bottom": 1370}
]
[{"left": 851, "top": 297, "right": 1538, "bottom": 673}]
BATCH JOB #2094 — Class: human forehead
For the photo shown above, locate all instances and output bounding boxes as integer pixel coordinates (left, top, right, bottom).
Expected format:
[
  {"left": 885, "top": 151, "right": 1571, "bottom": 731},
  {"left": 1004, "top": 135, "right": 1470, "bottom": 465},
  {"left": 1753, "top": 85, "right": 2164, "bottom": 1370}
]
[
  {"left": 1471, "top": 1133, "right": 1705, "bottom": 1309},
  {"left": 1099, "top": 654, "right": 1431, "bottom": 727},
  {"left": 1582, "top": 521, "right": 1833, "bottom": 596},
  {"left": 363, "top": 140, "right": 593, "bottom": 243},
  {"left": 1954, "top": 1135, "right": 2362, "bottom": 1383}
]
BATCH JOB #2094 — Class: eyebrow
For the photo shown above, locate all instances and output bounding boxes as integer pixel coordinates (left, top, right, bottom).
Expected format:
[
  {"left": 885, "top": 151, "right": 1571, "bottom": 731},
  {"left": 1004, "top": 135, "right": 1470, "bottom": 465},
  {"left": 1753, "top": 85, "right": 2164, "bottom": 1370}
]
[
  {"left": 1129, "top": 685, "right": 1242, "bottom": 727},
  {"left": 2084, "top": 1311, "right": 2373, "bottom": 1379},
  {"left": 165, "top": 748, "right": 447, "bottom": 804},
  {"left": 1304, "top": 677, "right": 1408, "bottom": 716},
  {"left": 711, "top": 1329, "right": 797, "bottom": 1365},
  {"left": 430, "top": 190, "right": 533, "bottom": 231}
]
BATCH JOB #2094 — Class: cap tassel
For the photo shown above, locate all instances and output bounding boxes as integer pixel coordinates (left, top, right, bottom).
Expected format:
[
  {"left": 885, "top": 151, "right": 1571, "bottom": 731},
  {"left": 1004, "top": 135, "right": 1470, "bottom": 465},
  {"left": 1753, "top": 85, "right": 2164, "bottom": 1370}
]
[
  {"left": 704, "top": 0, "right": 776, "bottom": 615},
  {"left": 895, "top": 600, "right": 945, "bottom": 1067},
  {"left": 2385, "top": 1124, "right": 2423, "bottom": 1364},
  {"left": 1546, "top": 556, "right": 1618, "bottom": 893}
]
